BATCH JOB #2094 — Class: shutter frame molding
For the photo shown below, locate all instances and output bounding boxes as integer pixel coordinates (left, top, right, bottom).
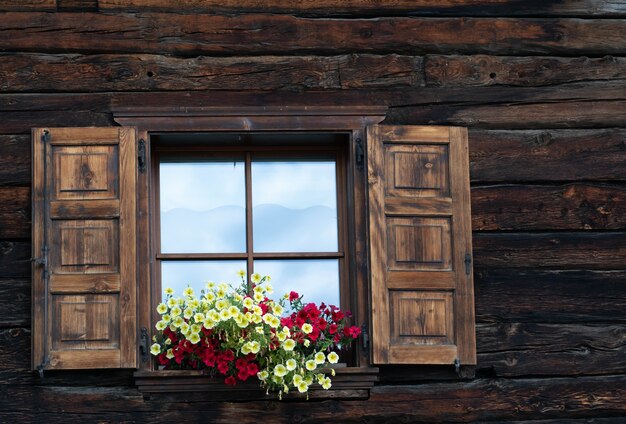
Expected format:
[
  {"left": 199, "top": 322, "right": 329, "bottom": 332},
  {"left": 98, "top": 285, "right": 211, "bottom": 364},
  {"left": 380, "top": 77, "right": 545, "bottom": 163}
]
[
  {"left": 32, "top": 127, "right": 137, "bottom": 370},
  {"left": 367, "top": 125, "right": 476, "bottom": 365}
]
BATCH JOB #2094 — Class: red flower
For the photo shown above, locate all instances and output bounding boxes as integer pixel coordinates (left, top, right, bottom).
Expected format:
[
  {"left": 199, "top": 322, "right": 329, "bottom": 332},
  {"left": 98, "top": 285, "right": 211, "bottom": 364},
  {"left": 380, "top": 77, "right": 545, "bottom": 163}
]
[
  {"left": 224, "top": 376, "right": 237, "bottom": 386},
  {"left": 328, "top": 323, "right": 338, "bottom": 334},
  {"left": 289, "top": 291, "right": 299, "bottom": 302}
]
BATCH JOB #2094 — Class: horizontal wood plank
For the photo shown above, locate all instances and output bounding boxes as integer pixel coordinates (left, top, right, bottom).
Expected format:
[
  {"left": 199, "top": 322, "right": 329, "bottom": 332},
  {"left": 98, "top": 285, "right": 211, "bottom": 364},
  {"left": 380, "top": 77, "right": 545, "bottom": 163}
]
[
  {"left": 0, "top": 241, "right": 30, "bottom": 278},
  {"left": 477, "top": 322, "right": 626, "bottom": 377},
  {"left": 0, "top": 376, "right": 623, "bottom": 421},
  {"left": 474, "top": 269, "right": 626, "bottom": 324},
  {"left": 0, "top": 280, "right": 29, "bottom": 328},
  {"left": 469, "top": 129, "right": 626, "bottom": 182},
  {"left": 0, "top": 135, "right": 30, "bottom": 186},
  {"left": 471, "top": 183, "right": 626, "bottom": 231},
  {"left": 473, "top": 232, "right": 626, "bottom": 269},
  {"left": 1, "top": 13, "right": 625, "bottom": 55},
  {"left": 0, "top": 187, "right": 29, "bottom": 239},
  {"left": 0, "top": 0, "right": 55, "bottom": 10},
  {"left": 425, "top": 55, "right": 626, "bottom": 87},
  {"left": 0, "top": 54, "right": 423, "bottom": 93},
  {"left": 98, "top": 0, "right": 626, "bottom": 17},
  {"left": 0, "top": 112, "right": 112, "bottom": 134},
  {"left": 388, "top": 100, "right": 626, "bottom": 129}
]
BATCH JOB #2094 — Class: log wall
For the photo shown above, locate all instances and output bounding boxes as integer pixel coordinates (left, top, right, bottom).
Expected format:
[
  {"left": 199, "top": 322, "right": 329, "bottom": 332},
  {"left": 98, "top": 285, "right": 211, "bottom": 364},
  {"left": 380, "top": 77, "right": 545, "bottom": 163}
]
[{"left": 0, "top": 1, "right": 625, "bottom": 422}]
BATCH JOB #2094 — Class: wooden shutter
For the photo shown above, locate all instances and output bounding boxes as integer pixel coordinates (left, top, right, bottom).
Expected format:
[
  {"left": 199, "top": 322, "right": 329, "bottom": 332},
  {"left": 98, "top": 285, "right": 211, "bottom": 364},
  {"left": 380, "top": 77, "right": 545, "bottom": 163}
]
[
  {"left": 367, "top": 125, "right": 476, "bottom": 365},
  {"left": 32, "top": 127, "right": 137, "bottom": 370}
]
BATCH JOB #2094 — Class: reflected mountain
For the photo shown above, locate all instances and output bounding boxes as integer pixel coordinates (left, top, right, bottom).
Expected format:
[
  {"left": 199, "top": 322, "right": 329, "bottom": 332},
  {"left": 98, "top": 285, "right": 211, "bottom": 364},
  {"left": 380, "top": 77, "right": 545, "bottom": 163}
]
[{"left": 161, "top": 204, "right": 338, "bottom": 253}]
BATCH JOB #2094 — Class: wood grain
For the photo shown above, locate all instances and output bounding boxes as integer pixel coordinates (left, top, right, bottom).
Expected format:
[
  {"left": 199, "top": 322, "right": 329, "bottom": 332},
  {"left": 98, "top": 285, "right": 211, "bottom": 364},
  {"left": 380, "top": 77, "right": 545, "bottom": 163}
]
[
  {"left": 0, "top": 241, "right": 29, "bottom": 278},
  {"left": 0, "top": 112, "right": 112, "bottom": 134},
  {"left": 471, "top": 183, "right": 626, "bottom": 231},
  {"left": 425, "top": 55, "right": 626, "bottom": 87},
  {"left": 0, "top": 187, "right": 30, "bottom": 239},
  {"left": 473, "top": 232, "right": 626, "bottom": 269},
  {"left": 97, "top": 0, "right": 626, "bottom": 17},
  {"left": 1, "top": 13, "right": 625, "bottom": 55}
]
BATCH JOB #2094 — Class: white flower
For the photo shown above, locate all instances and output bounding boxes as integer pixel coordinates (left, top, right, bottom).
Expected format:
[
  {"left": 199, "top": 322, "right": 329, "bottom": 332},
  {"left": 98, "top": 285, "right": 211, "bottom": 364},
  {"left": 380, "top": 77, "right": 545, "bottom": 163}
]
[
  {"left": 150, "top": 343, "right": 161, "bottom": 356},
  {"left": 305, "top": 359, "right": 317, "bottom": 371},
  {"left": 156, "top": 303, "right": 168, "bottom": 314},
  {"left": 286, "top": 358, "right": 297, "bottom": 371},
  {"left": 327, "top": 351, "right": 339, "bottom": 364},
  {"left": 314, "top": 352, "right": 326, "bottom": 364},
  {"left": 283, "top": 339, "right": 296, "bottom": 351},
  {"left": 274, "top": 364, "right": 287, "bottom": 377}
]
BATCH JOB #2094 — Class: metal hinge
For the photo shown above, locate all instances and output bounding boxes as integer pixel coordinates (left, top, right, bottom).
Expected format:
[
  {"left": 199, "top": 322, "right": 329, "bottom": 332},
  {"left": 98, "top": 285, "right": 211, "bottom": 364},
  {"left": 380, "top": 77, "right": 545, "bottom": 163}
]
[
  {"left": 138, "top": 138, "right": 146, "bottom": 173},
  {"left": 36, "top": 363, "right": 45, "bottom": 379},
  {"left": 464, "top": 253, "right": 472, "bottom": 276},
  {"left": 139, "top": 327, "right": 149, "bottom": 363},
  {"left": 31, "top": 245, "right": 49, "bottom": 273},
  {"left": 42, "top": 129, "right": 50, "bottom": 143},
  {"left": 454, "top": 358, "right": 461, "bottom": 375},
  {"left": 361, "top": 324, "right": 369, "bottom": 351},
  {"left": 355, "top": 138, "right": 364, "bottom": 170}
]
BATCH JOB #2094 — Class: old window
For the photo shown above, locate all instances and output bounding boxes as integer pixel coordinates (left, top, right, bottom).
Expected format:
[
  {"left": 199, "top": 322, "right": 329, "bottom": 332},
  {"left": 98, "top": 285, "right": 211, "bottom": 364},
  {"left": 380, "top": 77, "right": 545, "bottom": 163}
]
[{"left": 31, "top": 108, "right": 476, "bottom": 392}]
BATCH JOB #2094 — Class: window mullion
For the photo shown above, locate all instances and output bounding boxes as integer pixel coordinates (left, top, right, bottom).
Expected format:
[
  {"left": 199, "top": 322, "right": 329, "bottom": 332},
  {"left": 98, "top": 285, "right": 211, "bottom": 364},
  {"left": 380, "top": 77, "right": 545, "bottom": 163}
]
[{"left": 245, "top": 152, "right": 254, "bottom": 287}]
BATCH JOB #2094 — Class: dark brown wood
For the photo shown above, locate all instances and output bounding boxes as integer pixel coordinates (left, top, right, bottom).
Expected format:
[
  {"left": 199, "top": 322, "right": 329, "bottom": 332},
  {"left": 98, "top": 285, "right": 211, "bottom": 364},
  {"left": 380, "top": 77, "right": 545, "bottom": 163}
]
[
  {"left": 0, "top": 112, "right": 112, "bottom": 134},
  {"left": 0, "top": 241, "right": 29, "bottom": 278},
  {"left": 0, "top": 136, "right": 30, "bottom": 186},
  {"left": 477, "top": 322, "right": 626, "bottom": 377},
  {"left": 471, "top": 183, "right": 626, "bottom": 231},
  {"left": 0, "top": 280, "right": 29, "bottom": 328},
  {"left": 98, "top": 0, "right": 626, "bottom": 17},
  {"left": 474, "top": 269, "right": 626, "bottom": 324},
  {"left": 0, "top": 54, "right": 423, "bottom": 92},
  {"left": 425, "top": 55, "right": 626, "bottom": 87},
  {"left": 2, "top": 13, "right": 625, "bottom": 56},
  {"left": 0, "top": 187, "right": 30, "bottom": 239},
  {"left": 56, "top": 0, "right": 98, "bottom": 11},
  {"left": 469, "top": 129, "right": 626, "bottom": 182},
  {"left": 473, "top": 232, "right": 626, "bottom": 269},
  {"left": 387, "top": 101, "right": 626, "bottom": 129},
  {"left": 0, "top": 0, "right": 55, "bottom": 10}
]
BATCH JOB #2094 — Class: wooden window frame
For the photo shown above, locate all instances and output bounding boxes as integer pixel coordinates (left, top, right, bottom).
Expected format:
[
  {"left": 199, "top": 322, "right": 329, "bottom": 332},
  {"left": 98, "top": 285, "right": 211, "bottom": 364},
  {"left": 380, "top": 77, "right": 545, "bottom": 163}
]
[{"left": 113, "top": 107, "right": 387, "bottom": 397}]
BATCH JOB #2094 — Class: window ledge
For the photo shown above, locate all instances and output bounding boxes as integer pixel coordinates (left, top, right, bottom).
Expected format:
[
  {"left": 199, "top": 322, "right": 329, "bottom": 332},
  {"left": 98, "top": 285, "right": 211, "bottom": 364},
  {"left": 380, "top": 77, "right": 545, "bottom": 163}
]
[{"left": 134, "top": 367, "right": 378, "bottom": 401}]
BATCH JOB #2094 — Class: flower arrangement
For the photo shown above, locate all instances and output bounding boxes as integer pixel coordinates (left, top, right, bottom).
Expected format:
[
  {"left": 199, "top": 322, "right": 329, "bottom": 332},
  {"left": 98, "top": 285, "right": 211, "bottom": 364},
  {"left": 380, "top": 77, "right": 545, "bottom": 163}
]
[{"left": 150, "top": 272, "right": 361, "bottom": 398}]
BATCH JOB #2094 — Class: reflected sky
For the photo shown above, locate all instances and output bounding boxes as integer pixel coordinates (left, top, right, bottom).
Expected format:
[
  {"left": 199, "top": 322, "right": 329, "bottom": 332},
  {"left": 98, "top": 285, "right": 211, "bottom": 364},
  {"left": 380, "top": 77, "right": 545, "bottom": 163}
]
[{"left": 161, "top": 260, "right": 246, "bottom": 299}]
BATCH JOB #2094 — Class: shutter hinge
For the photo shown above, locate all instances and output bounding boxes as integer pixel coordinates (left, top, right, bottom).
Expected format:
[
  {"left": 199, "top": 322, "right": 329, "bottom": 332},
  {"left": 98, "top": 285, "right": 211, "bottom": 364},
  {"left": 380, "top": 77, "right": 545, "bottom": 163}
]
[
  {"left": 138, "top": 138, "right": 146, "bottom": 173},
  {"left": 361, "top": 324, "right": 369, "bottom": 351},
  {"left": 464, "top": 253, "right": 472, "bottom": 276},
  {"left": 42, "top": 129, "right": 50, "bottom": 143},
  {"left": 31, "top": 245, "right": 49, "bottom": 276},
  {"left": 355, "top": 138, "right": 364, "bottom": 170},
  {"left": 139, "top": 327, "right": 149, "bottom": 363},
  {"left": 37, "top": 363, "right": 45, "bottom": 379},
  {"left": 454, "top": 358, "right": 461, "bottom": 375}
]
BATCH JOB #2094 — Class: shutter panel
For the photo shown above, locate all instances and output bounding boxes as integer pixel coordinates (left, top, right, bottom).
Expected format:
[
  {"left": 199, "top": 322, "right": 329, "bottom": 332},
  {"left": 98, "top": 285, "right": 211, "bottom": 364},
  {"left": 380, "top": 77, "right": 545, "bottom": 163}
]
[
  {"left": 367, "top": 125, "right": 476, "bottom": 365},
  {"left": 32, "top": 127, "right": 137, "bottom": 370}
]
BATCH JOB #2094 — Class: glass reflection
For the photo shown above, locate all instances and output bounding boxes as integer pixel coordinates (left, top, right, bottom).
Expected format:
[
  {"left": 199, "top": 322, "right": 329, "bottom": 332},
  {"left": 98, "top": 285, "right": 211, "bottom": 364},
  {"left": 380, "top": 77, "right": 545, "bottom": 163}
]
[
  {"left": 161, "top": 260, "right": 246, "bottom": 300},
  {"left": 160, "top": 161, "right": 246, "bottom": 253},
  {"left": 252, "top": 160, "right": 338, "bottom": 252},
  {"left": 253, "top": 259, "right": 340, "bottom": 309}
]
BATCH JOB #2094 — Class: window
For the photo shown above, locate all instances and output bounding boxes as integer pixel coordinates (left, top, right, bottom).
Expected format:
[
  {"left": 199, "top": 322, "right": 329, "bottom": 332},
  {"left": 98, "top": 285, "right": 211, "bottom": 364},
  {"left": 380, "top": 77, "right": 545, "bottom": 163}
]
[
  {"left": 31, "top": 108, "right": 476, "bottom": 388},
  {"left": 153, "top": 134, "right": 349, "bottom": 312}
]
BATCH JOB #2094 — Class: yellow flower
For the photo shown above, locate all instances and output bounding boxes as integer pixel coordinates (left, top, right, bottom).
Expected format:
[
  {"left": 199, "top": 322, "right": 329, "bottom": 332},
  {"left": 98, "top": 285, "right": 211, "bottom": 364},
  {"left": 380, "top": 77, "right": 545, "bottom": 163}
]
[
  {"left": 219, "top": 309, "right": 231, "bottom": 321},
  {"left": 322, "top": 377, "right": 332, "bottom": 390},
  {"left": 252, "top": 314, "right": 262, "bottom": 324},
  {"left": 327, "top": 352, "right": 339, "bottom": 364},
  {"left": 274, "top": 364, "right": 287, "bottom": 377},
  {"left": 305, "top": 360, "right": 317, "bottom": 371},
  {"left": 205, "top": 292, "right": 216, "bottom": 302},
  {"left": 254, "top": 292, "right": 264, "bottom": 302},
  {"left": 217, "top": 283, "right": 228, "bottom": 292},
  {"left": 277, "top": 332, "right": 287, "bottom": 342},
  {"left": 188, "top": 333, "right": 201, "bottom": 344},
  {"left": 183, "top": 308, "right": 193, "bottom": 319},
  {"left": 180, "top": 322, "right": 190, "bottom": 334},
  {"left": 301, "top": 323, "right": 313, "bottom": 334},
  {"left": 253, "top": 306, "right": 263, "bottom": 316},
  {"left": 304, "top": 339, "right": 311, "bottom": 347},
  {"left": 164, "top": 287, "right": 174, "bottom": 295},
  {"left": 191, "top": 324, "right": 201, "bottom": 334},
  {"left": 251, "top": 273, "right": 262, "bottom": 283},
  {"left": 286, "top": 359, "right": 297, "bottom": 371},
  {"left": 243, "top": 297, "right": 254, "bottom": 309},
  {"left": 172, "top": 316, "right": 184, "bottom": 328},
  {"left": 241, "top": 344, "right": 251, "bottom": 355},
  {"left": 262, "top": 314, "right": 273, "bottom": 325},
  {"left": 297, "top": 381, "right": 308, "bottom": 393},
  {"left": 237, "top": 269, "right": 246, "bottom": 278},
  {"left": 205, "top": 281, "right": 215, "bottom": 289},
  {"left": 155, "top": 320, "right": 167, "bottom": 331},
  {"left": 194, "top": 313, "right": 205, "bottom": 323},
  {"left": 265, "top": 284, "right": 274, "bottom": 295},
  {"left": 215, "top": 299, "right": 228, "bottom": 310},
  {"left": 269, "top": 316, "right": 281, "bottom": 328},
  {"left": 183, "top": 287, "right": 194, "bottom": 297},
  {"left": 170, "top": 306, "right": 181, "bottom": 317},
  {"left": 188, "top": 298, "right": 200, "bottom": 309},
  {"left": 316, "top": 373, "right": 325, "bottom": 384},
  {"left": 156, "top": 303, "right": 168, "bottom": 314},
  {"left": 272, "top": 304, "right": 283, "bottom": 315},
  {"left": 314, "top": 352, "right": 326, "bottom": 365},
  {"left": 162, "top": 314, "right": 171, "bottom": 323},
  {"left": 228, "top": 306, "right": 240, "bottom": 316},
  {"left": 150, "top": 343, "right": 161, "bottom": 356},
  {"left": 257, "top": 370, "right": 269, "bottom": 380},
  {"left": 216, "top": 288, "right": 226, "bottom": 298},
  {"left": 235, "top": 314, "right": 248, "bottom": 328},
  {"left": 255, "top": 326, "right": 264, "bottom": 335},
  {"left": 248, "top": 341, "right": 261, "bottom": 354},
  {"left": 208, "top": 310, "right": 220, "bottom": 321},
  {"left": 167, "top": 298, "right": 177, "bottom": 308},
  {"left": 292, "top": 374, "right": 303, "bottom": 385},
  {"left": 166, "top": 348, "right": 174, "bottom": 359},
  {"left": 283, "top": 339, "right": 296, "bottom": 351}
]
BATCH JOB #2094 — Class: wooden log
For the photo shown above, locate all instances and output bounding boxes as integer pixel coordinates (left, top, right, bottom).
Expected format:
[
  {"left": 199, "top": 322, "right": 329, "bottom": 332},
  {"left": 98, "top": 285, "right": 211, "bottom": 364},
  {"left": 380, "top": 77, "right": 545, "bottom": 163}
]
[
  {"left": 469, "top": 129, "right": 626, "bottom": 182},
  {"left": 98, "top": 0, "right": 626, "bottom": 17},
  {"left": 0, "top": 112, "right": 112, "bottom": 134},
  {"left": 471, "top": 183, "right": 626, "bottom": 231},
  {"left": 0, "top": 0, "right": 54, "bottom": 10},
  {"left": 425, "top": 55, "right": 626, "bottom": 87},
  {"left": 0, "top": 241, "right": 30, "bottom": 278},
  {"left": 0, "top": 280, "right": 29, "bottom": 328},
  {"left": 0, "top": 376, "right": 623, "bottom": 422},
  {"left": 387, "top": 100, "right": 626, "bottom": 129},
  {"left": 1, "top": 13, "right": 625, "bottom": 56},
  {"left": 0, "top": 54, "right": 423, "bottom": 92},
  {"left": 474, "top": 269, "right": 626, "bottom": 323},
  {"left": 0, "top": 135, "right": 30, "bottom": 186},
  {"left": 476, "top": 323, "right": 626, "bottom": 377},
  {"left": 473, "top": 232, "right": 626, "bottom": 269},
  {"left": 0, "top": 187, "right": 30, "bottom": 239}
]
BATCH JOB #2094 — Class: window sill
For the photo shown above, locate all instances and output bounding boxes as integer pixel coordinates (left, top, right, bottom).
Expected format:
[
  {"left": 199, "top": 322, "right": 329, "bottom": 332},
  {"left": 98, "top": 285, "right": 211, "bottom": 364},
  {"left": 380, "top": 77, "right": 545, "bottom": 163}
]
[{"left": 134, "top": 366, "right": 378, "bottom": 401}]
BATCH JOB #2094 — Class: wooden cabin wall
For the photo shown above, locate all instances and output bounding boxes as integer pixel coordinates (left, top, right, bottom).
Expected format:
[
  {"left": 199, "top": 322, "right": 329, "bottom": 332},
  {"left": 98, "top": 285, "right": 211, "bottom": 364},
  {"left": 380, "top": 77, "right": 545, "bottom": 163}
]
[{"left": 1, "top": 1, "right": 625, "bottom": 422}]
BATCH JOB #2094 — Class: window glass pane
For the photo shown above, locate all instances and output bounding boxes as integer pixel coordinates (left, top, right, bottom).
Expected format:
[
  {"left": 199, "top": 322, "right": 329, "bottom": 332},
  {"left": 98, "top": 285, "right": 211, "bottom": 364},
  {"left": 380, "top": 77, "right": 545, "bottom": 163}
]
[
  {"left": 161, "top": 260, "right": 246, "bottom": 300},
  {"left": 160, "top": 161, "right": 246, "bottom": 253},
  {"left": 254, "top": 259, "right": 340, "bottom": 309},
  {"left": 252, "top": 160, "right": 338, "bottom": 252}
]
